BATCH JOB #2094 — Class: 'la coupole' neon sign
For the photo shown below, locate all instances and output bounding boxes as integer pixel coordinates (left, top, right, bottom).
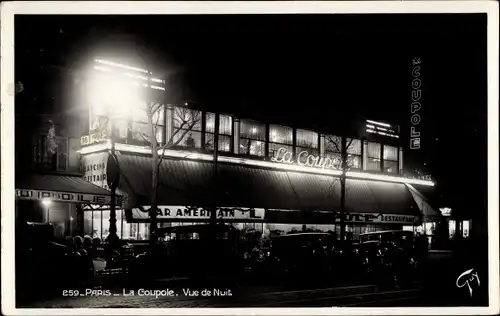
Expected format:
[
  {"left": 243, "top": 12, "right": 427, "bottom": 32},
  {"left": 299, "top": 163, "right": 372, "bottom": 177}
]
[{"left": 271, "top": 147, "right": 341, "bottom": 170}]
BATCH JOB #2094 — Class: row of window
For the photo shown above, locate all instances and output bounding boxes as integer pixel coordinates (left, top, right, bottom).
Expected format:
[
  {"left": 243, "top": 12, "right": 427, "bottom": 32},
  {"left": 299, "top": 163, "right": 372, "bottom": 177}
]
[
  {"left": 168, "top": 107, "right": 399, "bottom": 173},
  {"left": 88, "top": 105, "right": 400, "bottom": 173},
  {"left": 32, "top": 135, "right": 69, "bottom": 171}
]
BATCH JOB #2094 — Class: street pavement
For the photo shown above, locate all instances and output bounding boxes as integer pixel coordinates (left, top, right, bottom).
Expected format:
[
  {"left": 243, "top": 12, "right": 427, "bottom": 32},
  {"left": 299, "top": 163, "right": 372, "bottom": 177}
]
[
  {"left": 20, "top": 279, "right": 423, "bottom": 308},
  {"left": 17, "top": 250, "right": 485, "bottom": 308}
]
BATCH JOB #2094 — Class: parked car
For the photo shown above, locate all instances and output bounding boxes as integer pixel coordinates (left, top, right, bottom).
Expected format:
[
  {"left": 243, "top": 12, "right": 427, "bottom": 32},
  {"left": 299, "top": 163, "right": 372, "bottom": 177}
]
[
  {"left": 355, "top": 230, "right": 425, "bottom": 285},
  {"left": 16, "top": 222, "right": 95, "bottom": 299},
  {"left": 128, "top": 224, "right": 244, "bottom": 282},
  {"left": 268, "top": 232, "right": 334, "bottom": 280}
]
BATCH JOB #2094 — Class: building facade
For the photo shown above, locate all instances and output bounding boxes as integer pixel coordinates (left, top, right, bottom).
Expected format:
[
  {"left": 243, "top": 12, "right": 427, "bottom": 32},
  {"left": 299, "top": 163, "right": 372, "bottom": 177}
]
[
  {"left": 19, "top": 59, "right": 450, "bottom": 243},
  {"left": 79, "top": 107, "right": 439, "bottom": 241},
  {"left": 70, "top": 58, "right": 445, "bottom": 242},
  {"left": 14, "top": 64, "right": 118, "bottom": 240}
]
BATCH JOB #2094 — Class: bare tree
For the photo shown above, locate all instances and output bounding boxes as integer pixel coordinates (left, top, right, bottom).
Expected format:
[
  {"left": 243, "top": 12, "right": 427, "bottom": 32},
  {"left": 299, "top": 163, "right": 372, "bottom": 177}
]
[
  {"left": 136, "top": 102, "right": 202, "bottom": 244},
  {"left": 325, "top": 135, "right": 356, "bottom": 243}
]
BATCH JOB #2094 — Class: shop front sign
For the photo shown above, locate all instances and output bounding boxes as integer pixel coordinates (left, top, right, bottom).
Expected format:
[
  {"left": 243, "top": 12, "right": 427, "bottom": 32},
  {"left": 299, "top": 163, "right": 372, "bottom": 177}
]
[
  {"left": 81, "top": 115, "right": 110, "bottom": 146},
  {"left": 271, "top": 147, "right": 341, "bottom": 170},
  {"left": 80, "top": 132, "right": 108, "bottom": 146},
  {"left": 81, "top": 152, "right": 109, "bottom": 190},
  {"left": 410, "top": 57, "right": 422, "bottom": 149},
  {"left": 439, "top": 207, "right": 452, "bottom": 217},
  {"left": 133, "top": 206, "right": 265, "bottom": 221},
  {"left": 16, "top": 189, "right": 116, "bottom": 205},
  {"left": 333, "top": 212, "right": 420, "bottom": 225}
]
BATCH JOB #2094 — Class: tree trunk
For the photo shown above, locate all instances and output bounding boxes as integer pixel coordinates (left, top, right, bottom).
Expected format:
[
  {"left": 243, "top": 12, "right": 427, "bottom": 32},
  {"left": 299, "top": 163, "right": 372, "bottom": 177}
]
[
  {"left": 339, "top": 136, "right": 347, "bottom": 244},
  {"left": 148, "top": 104, "right": 159, "bottom": 245},
  {"left": 210, "top": 113, "right": 220, "bottom": 236}
]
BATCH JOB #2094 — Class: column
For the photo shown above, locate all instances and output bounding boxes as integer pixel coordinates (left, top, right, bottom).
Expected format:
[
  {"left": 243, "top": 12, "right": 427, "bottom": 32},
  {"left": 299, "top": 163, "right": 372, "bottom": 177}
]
[
  {"left": 233, "top": 117, "right": 240, "bottom": 154},
  {"left": 265, "top": 124, "right": 270, "bottom": 160},
  {"left": 319, "top": 134, "right": 325, "bottom": 156},
  {"left": 165, "top": 104, "right": 174, "bottom": 143},
  {"left": 362, "top": 140, "right": 368, "bottom": 171},
  {"left": 398, "top": 147, "right": 404, "bottom": 175},
  {"left": 380, "top": 144, "right": 385, "bottom": 172}
]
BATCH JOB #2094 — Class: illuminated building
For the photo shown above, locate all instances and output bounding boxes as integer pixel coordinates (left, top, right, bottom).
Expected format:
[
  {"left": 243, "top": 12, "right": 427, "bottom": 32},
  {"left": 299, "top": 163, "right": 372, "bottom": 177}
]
[{"left": 68, "top": 59, "right": 445, "bottom": 242}]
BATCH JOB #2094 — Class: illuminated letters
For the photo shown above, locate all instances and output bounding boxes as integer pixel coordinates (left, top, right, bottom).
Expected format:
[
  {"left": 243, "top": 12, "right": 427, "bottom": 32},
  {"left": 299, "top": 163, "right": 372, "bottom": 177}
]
[
  {"left": 411, "top": 114, "right": 421, "bottom": 125},
  {"left": 411, "top": 102, "right": 421, "bottom": 113},
  {"left": 410, "top": 126, "right": 421, "bottom": 137},
  {"left": 271, "top": 147, "right": 340, "bottom": 171},
  {"left": 410, "top": 59, "right": 422, "bottom": 149},
  {"left": 297, "top": 151, "right": 308, "bottom": 166}
]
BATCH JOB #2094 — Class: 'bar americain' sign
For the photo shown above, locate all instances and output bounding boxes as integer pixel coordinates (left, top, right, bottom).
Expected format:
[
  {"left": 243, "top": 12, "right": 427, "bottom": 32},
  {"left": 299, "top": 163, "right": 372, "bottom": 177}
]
[{"left": 134, "top": 206, "right": 265, "bottom": 221}]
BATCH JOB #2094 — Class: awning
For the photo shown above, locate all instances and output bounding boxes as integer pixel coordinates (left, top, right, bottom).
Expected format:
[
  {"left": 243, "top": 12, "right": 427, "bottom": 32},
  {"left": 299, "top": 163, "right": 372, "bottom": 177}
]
[
  {"left": 16, "top": 173, "right": 120, "bottom": 205},
  {"left": 406, "top": 183, "right": 442, "bottom": 221},
  {"left": 114, "top": 154, "right": 422, "bottom": 224}
]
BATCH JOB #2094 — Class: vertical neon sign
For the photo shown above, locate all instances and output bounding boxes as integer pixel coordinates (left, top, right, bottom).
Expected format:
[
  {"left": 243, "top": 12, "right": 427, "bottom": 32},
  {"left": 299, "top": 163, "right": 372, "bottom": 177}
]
[{"left": 410, "top": 58, "right": 422, "bottom": 149}]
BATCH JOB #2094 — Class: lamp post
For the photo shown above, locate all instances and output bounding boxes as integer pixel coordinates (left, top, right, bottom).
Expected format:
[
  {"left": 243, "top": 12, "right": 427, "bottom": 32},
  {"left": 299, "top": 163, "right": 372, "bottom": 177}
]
[
  {"left": 107, "top": 128, "right": 119, "bottom": 244},
  {"left": 90, "top": 57, "right": 166, "bottom": 245}
]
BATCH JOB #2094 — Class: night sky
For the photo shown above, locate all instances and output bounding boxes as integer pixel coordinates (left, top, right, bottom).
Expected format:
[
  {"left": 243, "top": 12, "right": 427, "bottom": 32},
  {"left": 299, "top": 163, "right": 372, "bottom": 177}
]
[{"left": 15, "top": 14, "right": 488, "bottom": 219}]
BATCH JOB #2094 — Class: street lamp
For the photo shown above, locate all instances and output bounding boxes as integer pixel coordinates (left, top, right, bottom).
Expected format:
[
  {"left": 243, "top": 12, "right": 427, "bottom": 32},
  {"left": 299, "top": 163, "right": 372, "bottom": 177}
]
[
  {"left": 87, "top": 58, "right": 165, "bottom": 244},
  {"left": 42, "top": 199, "right": 52, "bottom": 223}
]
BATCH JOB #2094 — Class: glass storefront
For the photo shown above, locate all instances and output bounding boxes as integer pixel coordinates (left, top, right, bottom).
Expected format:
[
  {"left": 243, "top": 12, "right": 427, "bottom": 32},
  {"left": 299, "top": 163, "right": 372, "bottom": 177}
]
[
  {"left": 83, "top": 210, "right": 418, "bottom": 242},
  {"left": 448, "top": 219, "right": 471, "bottom": 239},
  {"left": 264, "top": 223, "right": 402, "bottom": 240},
  {"left": 84, "top": 210, "right": 149, "bottom": 240}
]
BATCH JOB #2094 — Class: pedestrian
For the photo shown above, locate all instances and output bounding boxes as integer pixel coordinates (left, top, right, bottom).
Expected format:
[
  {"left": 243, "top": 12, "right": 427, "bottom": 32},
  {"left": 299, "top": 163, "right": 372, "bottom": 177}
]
[
  {"left": 65, "top": 236, "right": 75, "bottom": 251},
  {"left": 73, "top": 236, "right": 84, "bottom": 250},
  {"left": 83, "top": 235, "right": 93, "bottom": 250}
]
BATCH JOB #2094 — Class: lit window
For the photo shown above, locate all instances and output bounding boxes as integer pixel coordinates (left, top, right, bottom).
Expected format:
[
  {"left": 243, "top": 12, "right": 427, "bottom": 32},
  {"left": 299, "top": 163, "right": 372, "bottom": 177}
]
[
  {"left": 296, "top": 129, "right": 319, "bottom": 156},
  {"left": 172, "top": 106, "right": 203, "bottom": 148},
  {"left": 366, "top": 142, "right": 382, "bottom": 171},
  {"left": 84, "top": 211, "right": 93, "bottom": 236},
  {"left": 112, "top": 119, "right": 129, "bottom": 141},
  {"left": 32, "top": 134, "right": 69, "bottom": 172},
  {"left": 269, "top": 125, "right": 293, "bottom": 158},
  {"left": 205, "top": 113, "right": 233, "bottom": 153},
  {"left": 424, "top": 222, "right": 436, "bottom": 235},
  {"left": 56, "top": 137, "right": 68, "bottom": 171},
  {"left": 324, "top": 136, "right": 362, "bottom": 170},
  {"left": 383, "top": 145, "right": 399, "bottom": 174},
  {"left": 239, "top": 119, "right": 266, "bottom": 157}
]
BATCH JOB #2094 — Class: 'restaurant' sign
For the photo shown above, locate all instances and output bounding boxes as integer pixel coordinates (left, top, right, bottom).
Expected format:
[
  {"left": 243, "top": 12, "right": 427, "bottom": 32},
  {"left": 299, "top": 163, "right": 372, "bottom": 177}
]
[
  {"left": 332, "top": 212, "right": 420, "bottom": 225},
  {"left": 16, "top": 189, "right": 118, "bottom": 205},
  {"left": 271, "top": 147, "right": 341, "bottom": 170},
  {"left": 132, "top": 206, "right": 265, "bottom": 222}
]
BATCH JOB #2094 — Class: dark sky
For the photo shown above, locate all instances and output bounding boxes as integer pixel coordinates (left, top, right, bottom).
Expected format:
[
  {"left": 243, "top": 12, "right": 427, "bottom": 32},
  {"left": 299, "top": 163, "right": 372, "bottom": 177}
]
[{"left": 15, "top": 14, "right": 488, "bottom": 216}]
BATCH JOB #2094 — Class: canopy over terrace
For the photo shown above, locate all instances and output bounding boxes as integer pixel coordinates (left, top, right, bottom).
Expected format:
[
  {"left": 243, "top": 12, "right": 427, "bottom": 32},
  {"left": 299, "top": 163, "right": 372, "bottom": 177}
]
[
  {"left": 113, "top": 154, "right": 423, "bottom": 226},
  {"left": 15, "top": 173, "right": 121, "bottom": 206}
]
